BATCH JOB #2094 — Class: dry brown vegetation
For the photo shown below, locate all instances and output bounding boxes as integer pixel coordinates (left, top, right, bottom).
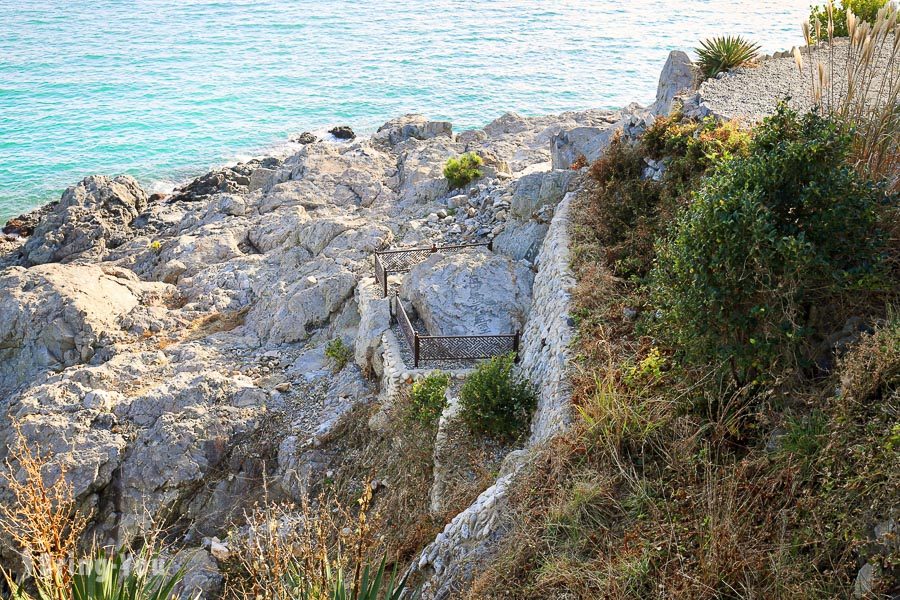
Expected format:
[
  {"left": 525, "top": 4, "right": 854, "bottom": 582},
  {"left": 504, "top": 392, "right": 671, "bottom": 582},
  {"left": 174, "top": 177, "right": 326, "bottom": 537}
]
[
  {"left": 0, "top": 426, "right": 89, "bottom": 598},
  {"left": 221, "top": 486, "right": 378, "bottom": 599},
  {"left": 319, "top": 393, "right": 502, "bottom": 567},
  {"left": 803, "top": 2, "right": 900, "bottom": 190}
]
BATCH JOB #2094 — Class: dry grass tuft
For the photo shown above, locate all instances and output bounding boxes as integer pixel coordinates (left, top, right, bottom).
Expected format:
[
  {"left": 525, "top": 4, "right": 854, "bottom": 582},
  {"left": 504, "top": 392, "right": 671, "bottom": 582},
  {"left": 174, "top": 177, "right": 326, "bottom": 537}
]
[
  {"left": 804, "top": 2, "right": 900, "bottom": 189},
  {"left": 222, "top": 485, "right": 380, "bottom": 600},
  {"left": 182, "top": 308, "right": 249, "bottom": 342}
]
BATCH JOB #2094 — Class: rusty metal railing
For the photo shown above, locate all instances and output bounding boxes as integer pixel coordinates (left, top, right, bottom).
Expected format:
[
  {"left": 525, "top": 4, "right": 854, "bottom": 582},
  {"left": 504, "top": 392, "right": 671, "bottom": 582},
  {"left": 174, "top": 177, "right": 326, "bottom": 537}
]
[
  {"left": 392, "top": 293, "right": 519, "bottom": 368},
  {"left": 374, "top": 241, "right": 492, "bottom": 298}
]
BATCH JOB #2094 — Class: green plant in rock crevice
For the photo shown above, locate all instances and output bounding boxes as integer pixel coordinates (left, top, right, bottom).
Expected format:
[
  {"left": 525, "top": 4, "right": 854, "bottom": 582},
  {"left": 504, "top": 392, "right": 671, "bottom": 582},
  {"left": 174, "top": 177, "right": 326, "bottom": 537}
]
[
  {"left": 325, "top": 338, "right": 353, "bottom": 372},
  {"left": 443, "top": 152, "right": 484, "bottom": 189}
]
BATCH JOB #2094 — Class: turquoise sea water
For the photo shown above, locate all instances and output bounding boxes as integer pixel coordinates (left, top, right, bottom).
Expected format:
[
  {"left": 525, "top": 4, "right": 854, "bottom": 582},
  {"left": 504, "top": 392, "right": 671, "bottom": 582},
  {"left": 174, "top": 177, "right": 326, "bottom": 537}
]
[{"left": 0, "top": 1, "right": 810, "bottom": 221}]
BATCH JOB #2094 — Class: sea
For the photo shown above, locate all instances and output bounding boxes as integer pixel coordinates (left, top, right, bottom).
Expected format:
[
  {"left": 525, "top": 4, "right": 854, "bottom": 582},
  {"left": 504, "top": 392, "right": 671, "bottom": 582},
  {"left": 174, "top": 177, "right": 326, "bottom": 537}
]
[{"left": 0, "top": 0, "right": 811, "bottom": 221}]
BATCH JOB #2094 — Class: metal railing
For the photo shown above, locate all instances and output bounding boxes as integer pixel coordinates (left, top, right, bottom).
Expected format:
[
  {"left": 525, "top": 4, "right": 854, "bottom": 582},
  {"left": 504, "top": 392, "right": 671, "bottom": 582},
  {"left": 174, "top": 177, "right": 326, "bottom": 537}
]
[
  {"left": 374, "top": 241, "right": 492, "bottom": 297},
  {"left": 392, "top": 293, "right": 519, "bottom": 367}
]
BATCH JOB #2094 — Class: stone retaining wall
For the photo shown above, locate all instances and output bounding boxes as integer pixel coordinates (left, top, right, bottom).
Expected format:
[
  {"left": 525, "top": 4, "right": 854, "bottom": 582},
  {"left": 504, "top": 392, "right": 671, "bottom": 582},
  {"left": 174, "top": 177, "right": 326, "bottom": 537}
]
[
  {"left": 409, "top": 186, "right": 577, "bottom": 598},
  {"left": 519, "top": 190, "right": 576, "bottom": 444}
]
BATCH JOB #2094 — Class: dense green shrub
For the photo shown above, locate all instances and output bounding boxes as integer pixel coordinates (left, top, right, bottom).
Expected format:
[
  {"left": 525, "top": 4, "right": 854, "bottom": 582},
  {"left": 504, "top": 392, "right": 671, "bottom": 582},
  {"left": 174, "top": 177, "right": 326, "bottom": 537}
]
[
  {"left": 643, "top": 114, "right": 751, "bottom": 184},
  {"left": 584, "top": 116, "right": 749, "bottom": 280},
  {"left": 809, "top": 0, "right": 888, "bottom": 38},
  {"left": 408, "top": 371, "right": 450, "bottom": 426},
  {"left": 695, "top": 36, "right": 760, "bottom": 79},
  {"left": 459, "top": 353, "right": 536, "bottom": 439},
  {"left": 325, "top": 338, "right": 353, "bottom": 372},
  {"left": 650, "top": 104, "right": 881, "bottom": 384},
  {"left": 443, "top": 152, "right": 484, "bottom": 189}
]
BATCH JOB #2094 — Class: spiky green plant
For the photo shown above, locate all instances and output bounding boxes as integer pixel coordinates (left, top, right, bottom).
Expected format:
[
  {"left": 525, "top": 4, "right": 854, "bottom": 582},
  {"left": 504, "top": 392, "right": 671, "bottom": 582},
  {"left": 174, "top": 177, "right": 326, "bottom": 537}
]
[
  {"left": 3, "top": 547, "right": 190, "bottom": 600},
  {"left": 695, "top": 36, "right": 761, "bottom": 79},
  {"left": 286, "top": 555, "right": 416, "bottom": 600}
]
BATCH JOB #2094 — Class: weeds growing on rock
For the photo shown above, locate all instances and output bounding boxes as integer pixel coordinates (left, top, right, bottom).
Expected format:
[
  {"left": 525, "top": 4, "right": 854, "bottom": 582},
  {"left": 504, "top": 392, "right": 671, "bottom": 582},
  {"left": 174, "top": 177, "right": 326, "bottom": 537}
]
[
  {"left": 0, "top": 425, "right": 89, "bottom": 599},
  {"left": 325, "top": 339, "right": 353, "bottom": 372}
]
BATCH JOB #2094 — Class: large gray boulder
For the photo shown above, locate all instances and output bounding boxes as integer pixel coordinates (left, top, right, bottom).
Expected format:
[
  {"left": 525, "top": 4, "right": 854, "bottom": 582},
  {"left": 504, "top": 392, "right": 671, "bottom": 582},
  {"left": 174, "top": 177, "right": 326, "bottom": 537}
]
[
  {"left": 0, "top": 263, "right": 172, "bottom": 392},
  {"left": 402, "top": 250, "right": 533, "bottom": 336},
  {"left": 509, "top": 170, "right": 576, "bottom": 219},
  {"left": 550, "top": 126, "right": 617, "bottom": 170},
  {"left": 651, "top": 50, "right": 698, "bottom": 116},
  {"left": 23, "top": 175, "right": 148, "bottom": 265},
  {"left": 246, "top": 260, "right": 357, "bottom": 344},
  {"left": 492, "top": 220, "right": 549, "bottom": 263},
  {"left": 373, "top": 114, "right": 453, "bottom": 148}
]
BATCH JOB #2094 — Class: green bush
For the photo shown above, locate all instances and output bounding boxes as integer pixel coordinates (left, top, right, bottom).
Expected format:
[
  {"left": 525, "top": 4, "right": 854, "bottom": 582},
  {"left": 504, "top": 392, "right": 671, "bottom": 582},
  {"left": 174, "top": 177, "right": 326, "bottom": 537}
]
[
  {"left": 643, "top": 114, "right": 751, "bottom": 184},
  {"left": 459, "top": 353, "right": 536, "bottom": 440},
  {"left": 443, "top": 152, "right": 484, "bottom": 189},
  {"left": 408, "top": 372, "right": 450, "bottom": 426},
  {"left": 650, "top": 104, "right": 881, "bottom": 385},
  {"left": 585, "top": 115, "right": 749, "bottom": 280},
  {"left": 325, "top": 338, "right": 353, "bottom": 372},
  {"left": 695, "top": 36, "right": 760, "bottom": 79},
  {"left": 809, "top": 0, "right": 888, "bottom": 38}
]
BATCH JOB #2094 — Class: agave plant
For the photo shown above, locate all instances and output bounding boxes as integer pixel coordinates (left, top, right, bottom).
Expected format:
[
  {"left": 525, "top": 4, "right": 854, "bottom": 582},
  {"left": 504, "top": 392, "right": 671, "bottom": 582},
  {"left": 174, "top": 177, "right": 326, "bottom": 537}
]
[
  {"left": 695, "top": 36, "right": 761, "bottom": 79},
  {"left": 286, "top": 555, "right": 417, "bottom": 600},
  {"left": 3, "top": 547, "right": 191, "bottom": 600}
]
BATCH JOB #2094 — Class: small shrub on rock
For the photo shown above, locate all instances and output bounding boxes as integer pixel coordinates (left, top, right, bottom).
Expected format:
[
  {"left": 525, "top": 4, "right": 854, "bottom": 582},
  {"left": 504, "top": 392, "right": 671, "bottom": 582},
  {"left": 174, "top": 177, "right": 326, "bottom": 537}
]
[
  {"left": 408, "top": 371, "right": 451, "bottom": 426},
  {"left": 459, "top": 353, "right": 536, "bottom": 439},
  {"left": 695, "top": 35, "right": 760, "bottom": 79},
  {"left": 650, "top": 104, "right": 882, "bottom": 385},
  {"left": 443, "top": 152, "right": 484, "bottom": 189},
  {"left": 325, "top": 338, "right": 353, "bottom": 372}
]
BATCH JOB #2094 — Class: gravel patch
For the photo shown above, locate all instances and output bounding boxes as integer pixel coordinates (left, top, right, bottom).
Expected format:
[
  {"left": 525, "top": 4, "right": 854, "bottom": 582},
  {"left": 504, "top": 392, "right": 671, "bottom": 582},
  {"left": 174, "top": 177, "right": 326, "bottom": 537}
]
[{"left": 697, "top": 35, "right": 897, "bottom": 122}]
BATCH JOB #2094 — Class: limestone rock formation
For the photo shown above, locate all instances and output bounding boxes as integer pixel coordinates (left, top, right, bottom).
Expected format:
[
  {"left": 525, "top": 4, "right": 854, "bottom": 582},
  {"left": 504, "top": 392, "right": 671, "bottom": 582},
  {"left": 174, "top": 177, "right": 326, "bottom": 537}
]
[
  {"left": 23, "top": 175, "right": 148, "bottom": 265},
  {"left": 0, "top": 106, "right": 602, "bottom": 594},
  {"left": 550, "top": 125, "right": 616, "bottom": 170},
  {"left": 0, "top": 263, "right": 173, "bottom": 392},
  {"left": 402, "top": 250, "right": 534, "bottom": 336},
  {"left": 651, "top": 50, "right": 698, "bottom": 116},
  {"left": 373, "top": 114, "right": 453, "bottom": 148}
]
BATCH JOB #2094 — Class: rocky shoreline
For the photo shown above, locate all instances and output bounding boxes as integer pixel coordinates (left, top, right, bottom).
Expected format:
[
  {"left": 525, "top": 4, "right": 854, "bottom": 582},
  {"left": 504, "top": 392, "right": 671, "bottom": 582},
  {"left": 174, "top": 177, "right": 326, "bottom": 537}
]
[{"left": 0, "top": 47, "right": 830, "bottom": 597}]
